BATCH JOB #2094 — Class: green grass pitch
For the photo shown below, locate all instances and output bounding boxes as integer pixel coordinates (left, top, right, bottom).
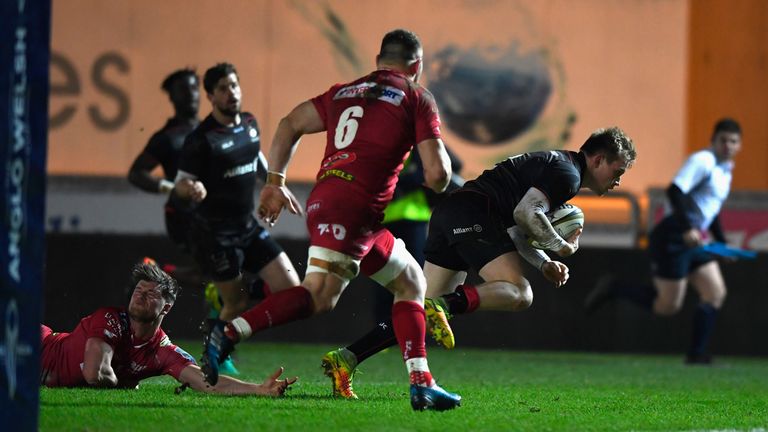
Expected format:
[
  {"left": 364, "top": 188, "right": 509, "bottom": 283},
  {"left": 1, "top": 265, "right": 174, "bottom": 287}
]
[{"left": 40, "top": 342, "right": 768, "bottom": 431}]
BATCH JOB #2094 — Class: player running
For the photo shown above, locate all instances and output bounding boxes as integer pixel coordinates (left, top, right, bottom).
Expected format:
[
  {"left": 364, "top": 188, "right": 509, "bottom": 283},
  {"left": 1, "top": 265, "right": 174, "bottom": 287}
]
[
  {"left": 322, "top": 127, "right": 636, "bottom": 398},
  {"left": 201, "top": 29, "right": 461, "bottom": 411}
]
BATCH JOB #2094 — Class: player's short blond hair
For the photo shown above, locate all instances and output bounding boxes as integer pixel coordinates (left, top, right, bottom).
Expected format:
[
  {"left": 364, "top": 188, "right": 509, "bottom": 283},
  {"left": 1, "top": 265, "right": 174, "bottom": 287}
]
[{"left": 581, "top": 127, "right": 636, "bottom": 165}]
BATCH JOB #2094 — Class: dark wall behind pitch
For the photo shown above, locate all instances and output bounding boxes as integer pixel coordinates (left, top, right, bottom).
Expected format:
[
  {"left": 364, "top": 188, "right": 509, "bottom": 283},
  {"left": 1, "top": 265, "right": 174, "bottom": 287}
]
[{"left": 43, "top": 234, "right": 768, "bottom": 356}]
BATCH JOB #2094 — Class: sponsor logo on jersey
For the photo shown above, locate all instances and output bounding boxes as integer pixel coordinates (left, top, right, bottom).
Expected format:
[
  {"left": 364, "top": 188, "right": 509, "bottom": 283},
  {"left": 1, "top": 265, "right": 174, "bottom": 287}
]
[
  {"left": 321, "top": 151, "right": 356, "bottom": 169},
  {"left": 376, "top": 86, "right": 406, "bottom": 106},
  {"left": 317, "top": 223, "right": 347, "bottom": 240},
  {"left": 174, "top": 346, "right": 196, "bottom": 363},
  {"left": 223, "top": 162, "right": 256, "bottom": 178},
  {"left": 307, "top": 202, "right": 321, "bottom": 213},
  {"left": 221, "top": 140, "right": 234, "bottom": 150},
  {"left": 452, "top": 225, "right": 482, "bottom": 235},
  {"left": 333, "top": 82, "right": 405, "bottom": 106},
  {"left": 318, "top": 169, "right": 354, "bottom": 181},
  {"left": 104, "top": 313, "right": 123, "bottom": 337},
  {"left": 334, "top": 82, "right": 375, "bottom": 99}
]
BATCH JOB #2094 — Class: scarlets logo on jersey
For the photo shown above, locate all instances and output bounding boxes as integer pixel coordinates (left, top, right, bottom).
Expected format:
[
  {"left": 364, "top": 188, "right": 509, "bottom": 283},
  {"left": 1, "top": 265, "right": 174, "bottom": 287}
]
[
  {"left": 333, "top": 82, "right": 405, "bottom": 106},
  {"left": 321, "top": 151, "right": 356, "bottom": 169}
]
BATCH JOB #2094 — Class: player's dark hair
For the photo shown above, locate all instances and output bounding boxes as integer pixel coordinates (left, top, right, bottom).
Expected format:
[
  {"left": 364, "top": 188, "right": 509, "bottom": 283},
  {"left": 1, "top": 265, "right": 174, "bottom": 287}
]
[
  {"left": 203, "top": 63, "right": 238, "bottom": 94},
  {"left": 161, "top": 68, "right": 198, "bottom": 94},
  {"left": 712, "top": 117, "right": 741, "bottom": 140},
  {"left": 131, "top": 263, "right": 181, "bottom": 303},
  {"left": 378, "top": 29, "right": 422, "bottom": 63},
  {"left": 580, "top": 127, "right": 636, "bottom": 164}
]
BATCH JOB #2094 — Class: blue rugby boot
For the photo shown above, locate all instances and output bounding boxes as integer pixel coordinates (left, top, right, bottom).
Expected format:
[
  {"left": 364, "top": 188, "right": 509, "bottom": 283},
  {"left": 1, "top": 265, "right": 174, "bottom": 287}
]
[
  {"left": 200, "top": 318, "right": 236, "bottom": 386},
  {"left": 410, "top": 383, "right": 462, "bottom": 411}
]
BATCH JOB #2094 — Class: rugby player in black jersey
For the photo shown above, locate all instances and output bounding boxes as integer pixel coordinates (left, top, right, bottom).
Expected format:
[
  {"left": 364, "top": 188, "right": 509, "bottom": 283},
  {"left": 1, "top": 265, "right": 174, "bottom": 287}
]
[
  {"left": 321, "top": 127, "right": 636, "bottom": 398},
  {"left": 172, "top": 63, "right": 301, "bottom": 362},
  {"left": 128, "top": 68, "right": 200, "bottom": 252}
]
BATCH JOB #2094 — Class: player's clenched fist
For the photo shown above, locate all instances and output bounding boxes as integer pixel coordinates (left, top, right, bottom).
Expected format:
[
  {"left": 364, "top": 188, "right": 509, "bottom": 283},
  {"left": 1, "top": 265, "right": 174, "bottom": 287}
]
[
  {"left": 175, "top": 178, "right": 207, "bottom": 203},
  {"left": 542, "top": 261, "right": 569, "bottom": 287}
]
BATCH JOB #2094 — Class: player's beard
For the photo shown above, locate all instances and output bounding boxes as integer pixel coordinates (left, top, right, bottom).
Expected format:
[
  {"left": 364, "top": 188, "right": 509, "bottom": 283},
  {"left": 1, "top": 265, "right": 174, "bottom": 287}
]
[
  {"left": 218, "top": 98, "right": 240, "bottom": 118},
  {"left": 220, "top": 105, "right": 240, "bottom": 118},
  {"left": 128, "top": 304, "right": 160, "bottom": 324}
]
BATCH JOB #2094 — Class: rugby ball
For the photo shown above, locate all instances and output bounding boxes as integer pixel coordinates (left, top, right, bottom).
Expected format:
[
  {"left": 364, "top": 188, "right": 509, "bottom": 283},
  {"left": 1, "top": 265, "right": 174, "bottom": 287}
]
[{"left": 529, "top": 203, "right": 584, "bottom": 249}]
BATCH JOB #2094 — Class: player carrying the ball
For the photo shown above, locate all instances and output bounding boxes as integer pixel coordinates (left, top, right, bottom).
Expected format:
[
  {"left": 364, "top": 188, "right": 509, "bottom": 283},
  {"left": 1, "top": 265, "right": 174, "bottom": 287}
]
[{"left": 322, "top": 127, "right": 636, "bottom": 398}]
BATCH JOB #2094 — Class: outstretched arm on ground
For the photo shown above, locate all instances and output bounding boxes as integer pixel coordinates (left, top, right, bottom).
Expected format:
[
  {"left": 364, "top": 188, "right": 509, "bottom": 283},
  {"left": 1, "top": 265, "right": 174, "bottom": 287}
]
[{"left": 179, "top": 365, "right": 297, "bottom": 396}]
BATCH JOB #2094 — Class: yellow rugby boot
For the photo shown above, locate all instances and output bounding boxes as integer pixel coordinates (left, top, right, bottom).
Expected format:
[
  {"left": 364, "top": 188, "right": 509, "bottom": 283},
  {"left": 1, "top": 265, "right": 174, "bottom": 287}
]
[
  {"left": 424, "top": 297, "right": 455, "bottom": 349},
  {"left": 321, "top": 348, "right": 359, "bottom": 399}
]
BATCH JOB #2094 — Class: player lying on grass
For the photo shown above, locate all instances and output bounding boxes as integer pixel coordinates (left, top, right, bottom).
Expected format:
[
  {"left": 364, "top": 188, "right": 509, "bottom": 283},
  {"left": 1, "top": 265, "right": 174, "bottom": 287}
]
[
  {"left": 321, "top": 127, "right": 636, "bottom": 398},
  {"left": 40, "top": 262, "right": 296, "bottom": 396}
]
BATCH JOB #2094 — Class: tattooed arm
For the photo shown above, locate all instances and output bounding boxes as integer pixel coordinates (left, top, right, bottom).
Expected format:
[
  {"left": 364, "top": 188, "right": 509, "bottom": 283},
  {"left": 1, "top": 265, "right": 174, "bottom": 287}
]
[
  {"left": 512, "top": 187, "right": 577, "bottom": 257},
  {"left": 508, "top": 225, "right": 570, "bottom": 287}
]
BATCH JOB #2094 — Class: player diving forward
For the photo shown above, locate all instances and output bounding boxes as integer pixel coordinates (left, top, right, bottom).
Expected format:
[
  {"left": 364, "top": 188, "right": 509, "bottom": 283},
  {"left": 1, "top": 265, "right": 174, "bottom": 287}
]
[{"left": 322, "top": 128, "right": 636, "bottom": 398}]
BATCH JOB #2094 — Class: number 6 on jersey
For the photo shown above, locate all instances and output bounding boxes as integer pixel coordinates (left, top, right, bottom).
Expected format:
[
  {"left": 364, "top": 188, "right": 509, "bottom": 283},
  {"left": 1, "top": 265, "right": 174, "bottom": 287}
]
[{"left": 335, "top": 106, "right": 364, "bottom": 149}]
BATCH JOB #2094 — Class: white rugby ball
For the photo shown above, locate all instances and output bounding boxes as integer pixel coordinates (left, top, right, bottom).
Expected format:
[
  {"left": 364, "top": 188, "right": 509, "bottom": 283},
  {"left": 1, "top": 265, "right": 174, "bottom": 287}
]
[{"left": 529, "top": 203, "right": 584, "bottom": 249}]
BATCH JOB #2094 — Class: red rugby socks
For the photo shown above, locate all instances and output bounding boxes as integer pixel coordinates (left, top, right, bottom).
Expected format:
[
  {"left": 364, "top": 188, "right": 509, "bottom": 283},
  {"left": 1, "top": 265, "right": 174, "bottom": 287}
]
[
  {"left": 392, "top": 300, "right": 435, "bottom": 387},
  {"left": 226, "top": 285, "right": 313, "bottom": 340}
]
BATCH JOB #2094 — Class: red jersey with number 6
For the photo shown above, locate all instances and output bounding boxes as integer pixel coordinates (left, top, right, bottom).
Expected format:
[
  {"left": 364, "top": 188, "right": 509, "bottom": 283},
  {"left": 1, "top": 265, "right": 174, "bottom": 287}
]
[{"left": 310, "top": 69, "right": 441, "bottom": 214}]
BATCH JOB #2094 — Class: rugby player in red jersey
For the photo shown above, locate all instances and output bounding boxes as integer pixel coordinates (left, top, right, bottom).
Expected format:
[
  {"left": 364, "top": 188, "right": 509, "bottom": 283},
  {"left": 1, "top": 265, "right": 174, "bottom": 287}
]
[
  {"left": 41, "top": 263, "right": 295, "bottom": 395},
  {"left": 201, "top": 29, "right": 461, "bottom": 411}
]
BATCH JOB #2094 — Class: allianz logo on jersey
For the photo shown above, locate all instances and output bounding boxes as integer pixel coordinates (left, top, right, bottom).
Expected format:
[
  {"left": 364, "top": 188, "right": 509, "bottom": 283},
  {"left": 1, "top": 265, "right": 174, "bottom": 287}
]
[
  {"left": 317, "top": 223, "right": 346, "bottom": 240},
  {"left": 452, "top": 224, "right": 483, "bottom": 235},
  {"left": 333, "top": 82, "right": 405, "bottom": 106},
  {"left": 223, "top": 162, "right": 256, "bottom": 178}
]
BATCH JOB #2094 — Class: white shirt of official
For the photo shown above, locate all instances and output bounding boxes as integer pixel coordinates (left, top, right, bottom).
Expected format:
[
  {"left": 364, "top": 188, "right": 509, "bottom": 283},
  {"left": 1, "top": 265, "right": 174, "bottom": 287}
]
[{"left": 666, "top": 148, "right": 733, "bottom": 231}]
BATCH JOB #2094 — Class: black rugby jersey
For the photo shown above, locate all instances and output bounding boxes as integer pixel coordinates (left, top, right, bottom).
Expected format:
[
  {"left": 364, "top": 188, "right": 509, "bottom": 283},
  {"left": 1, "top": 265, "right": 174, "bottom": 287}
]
[
  {"left": 464, "top": 150, "right": 585, "bottom": 227},
  {"left": 178, "top": 112, "right": 263, "bottom": 219},
  {"left": 143, "top": 118, "right": 198, "bottom": 181}
]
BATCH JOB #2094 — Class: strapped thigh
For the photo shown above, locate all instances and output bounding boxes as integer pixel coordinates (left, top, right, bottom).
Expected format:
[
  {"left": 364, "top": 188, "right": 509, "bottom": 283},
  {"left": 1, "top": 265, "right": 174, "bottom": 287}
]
[
  {"left": 367, "top": 237, "right": 410, "bottom": 287},
  {"left": 306, "top": 245, "right": 361, "bottom": 283}
]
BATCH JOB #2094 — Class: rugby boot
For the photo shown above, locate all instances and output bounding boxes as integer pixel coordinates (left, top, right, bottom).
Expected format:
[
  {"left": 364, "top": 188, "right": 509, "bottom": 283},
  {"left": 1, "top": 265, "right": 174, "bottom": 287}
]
[
  {"left": 321, "top": 348, "right": 359, "bottom": 399},
  {"left": 204, "top": 282, "right": 222, "bottom": 319},
  {"left": 200, "top": 318, "right": 236, "bottom": 386},
  {"left": 218, "top": 355, "right": 240, "bottom": 376},
  {"left": 424, "top": 298, "right": 455, "bottom": 349},
  {"left": 410, "top": 383, "right": 462, "bottom": 411}
]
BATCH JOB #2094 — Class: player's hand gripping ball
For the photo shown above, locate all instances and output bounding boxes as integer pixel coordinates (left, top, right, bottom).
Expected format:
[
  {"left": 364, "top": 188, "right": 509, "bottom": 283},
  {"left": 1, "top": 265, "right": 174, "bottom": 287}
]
[{"left": 529, "top": 203, "right": 584, "bottom": 249}]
